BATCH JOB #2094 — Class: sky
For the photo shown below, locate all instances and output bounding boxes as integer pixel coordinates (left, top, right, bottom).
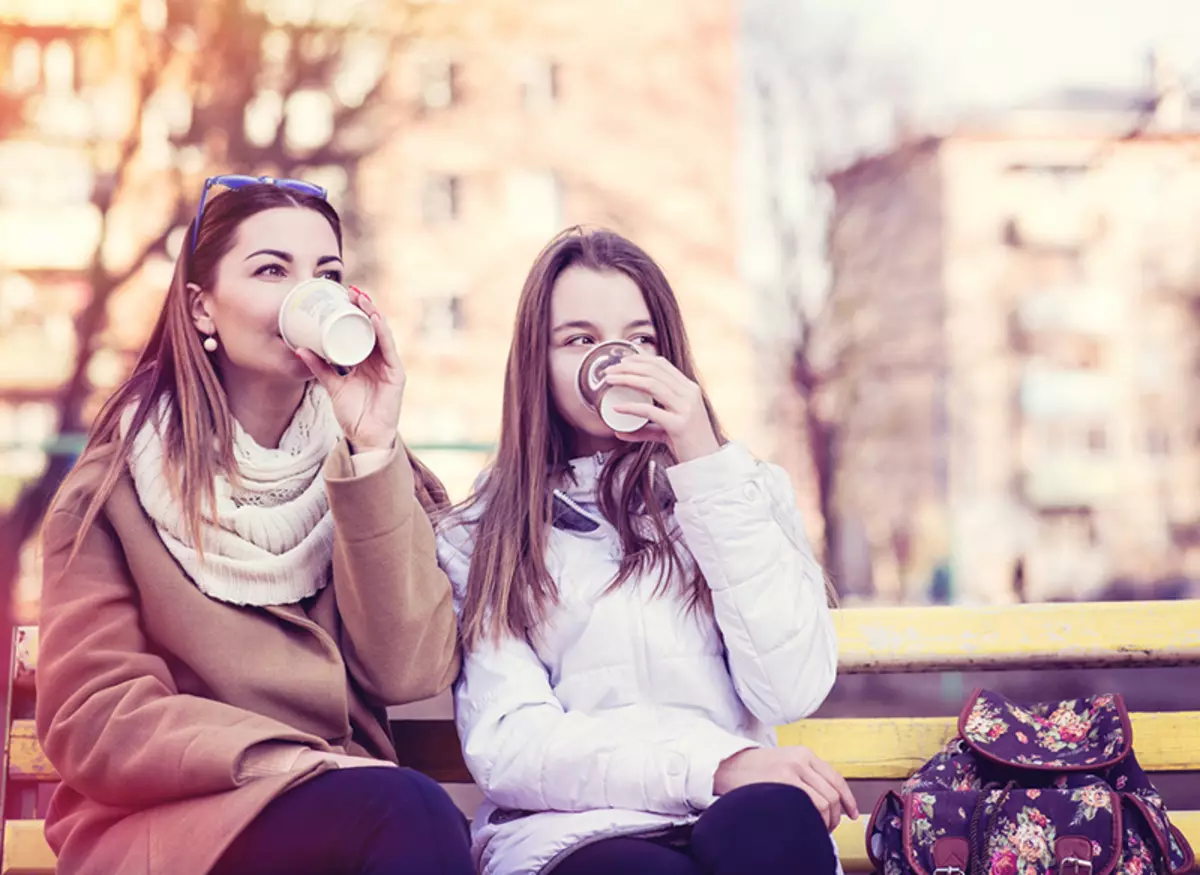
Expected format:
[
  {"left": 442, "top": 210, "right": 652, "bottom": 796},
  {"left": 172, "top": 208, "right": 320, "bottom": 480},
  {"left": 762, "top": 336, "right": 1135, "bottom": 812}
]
[{"left": 835, "top": 0, "right": 1200, "bottom": 111}]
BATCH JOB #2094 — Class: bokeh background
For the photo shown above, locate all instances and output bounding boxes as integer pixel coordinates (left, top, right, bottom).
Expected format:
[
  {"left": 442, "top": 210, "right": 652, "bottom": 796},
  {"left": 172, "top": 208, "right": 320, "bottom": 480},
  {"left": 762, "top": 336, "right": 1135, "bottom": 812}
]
[{"left": 2, "top": 0, "right": 1199, "bottom": 809}]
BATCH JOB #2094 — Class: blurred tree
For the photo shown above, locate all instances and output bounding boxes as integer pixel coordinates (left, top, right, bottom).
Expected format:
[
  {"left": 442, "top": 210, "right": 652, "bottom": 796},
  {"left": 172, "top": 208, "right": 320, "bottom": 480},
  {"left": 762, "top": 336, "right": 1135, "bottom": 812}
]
[
  {"left": 741, "top": 0, "right": 914, "bottom": 588},
  {"left": 0, "top": 0, "right": 439, "bottom": 621}
]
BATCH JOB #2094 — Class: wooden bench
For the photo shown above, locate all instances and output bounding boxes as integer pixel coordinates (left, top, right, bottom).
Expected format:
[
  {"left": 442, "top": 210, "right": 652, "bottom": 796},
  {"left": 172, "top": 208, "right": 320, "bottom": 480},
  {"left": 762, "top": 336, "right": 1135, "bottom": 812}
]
[{"left": 5, "top": 602, "right": 1200, "bottom": 873}]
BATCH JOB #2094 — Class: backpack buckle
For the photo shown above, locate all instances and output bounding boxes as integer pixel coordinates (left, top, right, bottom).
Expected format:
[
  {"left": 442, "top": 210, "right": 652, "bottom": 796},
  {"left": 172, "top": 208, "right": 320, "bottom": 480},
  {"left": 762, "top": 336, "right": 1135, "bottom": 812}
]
[
  {"left": 1061, "top": 858, "right": 1094, "bottom": 875},
  {"left": 934, "top": 868, "right": 967, "bottom": 875}
]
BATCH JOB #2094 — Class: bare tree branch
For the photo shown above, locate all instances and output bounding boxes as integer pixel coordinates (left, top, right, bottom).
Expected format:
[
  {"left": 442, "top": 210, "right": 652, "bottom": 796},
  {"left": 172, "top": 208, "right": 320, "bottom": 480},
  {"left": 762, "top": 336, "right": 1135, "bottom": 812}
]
[
  {"left": 743, "top": 0, "right": 910, "bottom": 582},
  {"left": 0, "top": 0, "right": 432, "bottom": 616}
]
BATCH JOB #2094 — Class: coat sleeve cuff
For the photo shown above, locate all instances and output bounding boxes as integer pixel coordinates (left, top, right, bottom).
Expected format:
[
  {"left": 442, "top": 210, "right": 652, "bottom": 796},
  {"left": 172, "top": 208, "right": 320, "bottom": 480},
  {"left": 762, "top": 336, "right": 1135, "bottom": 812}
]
[
  {"left": 681, "top": 731, "right": 762, "bottom": 810},
  {"left": 666, "top": 442, "right": 757, "bottom": 503},
  {"left": 235, "top": 742, "right": 310, "bottom": 782},
  {"left": 323, "top": 441, "right": 415, "bottom": 542},
  {"left": 349, "top": 449, "right": 391, "bottom": 478}
]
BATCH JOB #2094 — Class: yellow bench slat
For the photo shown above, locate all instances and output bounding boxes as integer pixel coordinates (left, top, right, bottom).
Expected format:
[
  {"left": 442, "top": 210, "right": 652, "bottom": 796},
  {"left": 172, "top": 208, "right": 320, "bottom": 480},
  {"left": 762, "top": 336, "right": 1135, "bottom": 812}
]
[
  {"left": 834, "top": 809, "right": 1200, "bottom": 871},
  {"left": 7, "top": 721, "right": 56, "bottom": 781},
  {"left": 779, "top": 711, "right": 1200, "bottom": 779},
  {"left": 15, "top": 710, "right": 1200, "bottom": 784},
  {"left": 1, "top": 820, "right": 55, "bottom": 875},
  {"left": 835, "top": 601, "right": 1200, "bottom": 673}
]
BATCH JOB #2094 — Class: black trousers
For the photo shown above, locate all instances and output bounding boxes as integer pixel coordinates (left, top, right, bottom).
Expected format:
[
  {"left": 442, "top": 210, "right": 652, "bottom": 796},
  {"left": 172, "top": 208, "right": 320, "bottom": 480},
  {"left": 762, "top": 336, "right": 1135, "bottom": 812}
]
[
  {"left": 209, "top": 768, "right": 474, "bottom": 875},
  {"left": 552, "top": 783, "right": 838, "bottom": 875}
]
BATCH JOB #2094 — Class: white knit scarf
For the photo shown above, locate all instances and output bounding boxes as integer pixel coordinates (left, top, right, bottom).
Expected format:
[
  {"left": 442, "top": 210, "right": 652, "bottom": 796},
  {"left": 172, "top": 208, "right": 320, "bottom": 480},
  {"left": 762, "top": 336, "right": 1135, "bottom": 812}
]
[{"left": 125, "top": 385, "right": 343, "bottom": 606}]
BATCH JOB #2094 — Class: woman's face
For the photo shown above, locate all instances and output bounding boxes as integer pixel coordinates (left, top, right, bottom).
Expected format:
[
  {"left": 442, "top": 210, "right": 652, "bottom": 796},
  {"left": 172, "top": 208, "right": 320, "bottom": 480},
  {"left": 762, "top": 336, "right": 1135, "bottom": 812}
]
[
  {"left": 190, "top": 206, "right": 344, "bottom": 383},
  {"left": 547, "top": 265, "right": 658, "bottom": 455}
]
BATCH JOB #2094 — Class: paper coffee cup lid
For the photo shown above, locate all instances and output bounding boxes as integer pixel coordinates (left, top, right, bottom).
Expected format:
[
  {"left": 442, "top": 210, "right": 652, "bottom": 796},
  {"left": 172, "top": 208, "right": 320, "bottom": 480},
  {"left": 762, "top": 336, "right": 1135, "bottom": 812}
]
[{"left": 577, "top": 340, "right": 641, "bottom": 408}]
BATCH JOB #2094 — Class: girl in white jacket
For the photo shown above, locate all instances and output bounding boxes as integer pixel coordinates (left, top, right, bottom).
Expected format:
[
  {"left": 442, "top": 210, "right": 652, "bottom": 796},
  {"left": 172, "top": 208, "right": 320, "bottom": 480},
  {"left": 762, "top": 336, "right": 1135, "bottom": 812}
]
[{"left": 438, "top": 227, "right": 856, "bottom": 875}]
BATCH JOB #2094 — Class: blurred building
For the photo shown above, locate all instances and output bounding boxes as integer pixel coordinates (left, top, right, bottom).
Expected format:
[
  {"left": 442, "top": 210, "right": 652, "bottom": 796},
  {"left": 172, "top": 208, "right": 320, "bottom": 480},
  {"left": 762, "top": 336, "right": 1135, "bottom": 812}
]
[
  {"left": 359, "top": 0, "right": 759, "bottom": 497},
  {"left": 0, "top": 0, "right": 772, "bottom": 616},
  {"left": 825, "top": 85, "right": 1200, "bottom": 605},
  {"left": 0, "top": 0, "right": 118, "bottom": 472},
  {"left": 0, "top": 0, "right": 144, "bottom": 618}
]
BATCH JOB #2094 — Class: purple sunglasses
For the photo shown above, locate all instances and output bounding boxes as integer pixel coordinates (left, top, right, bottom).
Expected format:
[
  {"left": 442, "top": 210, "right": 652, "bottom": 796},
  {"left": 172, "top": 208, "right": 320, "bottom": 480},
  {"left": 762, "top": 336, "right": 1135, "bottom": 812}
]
[{"left": 190, "top": 174, "right": 328, "bottom": 253}]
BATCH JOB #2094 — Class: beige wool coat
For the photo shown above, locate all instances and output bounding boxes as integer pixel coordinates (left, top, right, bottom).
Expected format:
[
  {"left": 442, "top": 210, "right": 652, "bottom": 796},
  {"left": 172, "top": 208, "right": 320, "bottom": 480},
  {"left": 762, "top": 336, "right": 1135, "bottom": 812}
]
[{"left": 35, "top": 440, "right": 460, "bottom": 875}]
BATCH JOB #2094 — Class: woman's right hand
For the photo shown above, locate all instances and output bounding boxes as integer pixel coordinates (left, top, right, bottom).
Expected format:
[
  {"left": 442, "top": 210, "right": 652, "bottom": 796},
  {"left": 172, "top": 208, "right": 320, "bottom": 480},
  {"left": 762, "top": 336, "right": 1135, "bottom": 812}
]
[
  {"left": 295, "top": 287, "right": 407, "bottom": 454},
  {"left": 713, "top": 746, "right": 858, "bottom": 831}
]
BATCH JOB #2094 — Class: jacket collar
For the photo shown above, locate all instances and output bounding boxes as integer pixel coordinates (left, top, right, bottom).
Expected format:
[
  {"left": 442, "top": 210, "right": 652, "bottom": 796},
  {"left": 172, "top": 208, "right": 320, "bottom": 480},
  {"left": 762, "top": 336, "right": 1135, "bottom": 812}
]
[
  {"left": 551, "top": 453, "right": 608, "bottom": 534},
  {"left": 550, "top": 452, "right": 674, "bottom": 535}
]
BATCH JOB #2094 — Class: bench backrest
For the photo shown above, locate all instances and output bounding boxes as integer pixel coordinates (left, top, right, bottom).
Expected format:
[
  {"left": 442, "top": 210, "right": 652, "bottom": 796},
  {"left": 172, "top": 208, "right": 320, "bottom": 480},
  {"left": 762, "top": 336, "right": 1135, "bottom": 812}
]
[{"left": 5, "top": 601, "right": 1200, "bottom": 873}]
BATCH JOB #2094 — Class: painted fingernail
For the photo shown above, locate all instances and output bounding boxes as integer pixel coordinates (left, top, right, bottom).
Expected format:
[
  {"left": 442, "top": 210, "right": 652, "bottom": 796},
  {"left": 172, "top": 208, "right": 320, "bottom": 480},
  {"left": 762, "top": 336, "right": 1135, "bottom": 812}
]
[{"left": 350, "top": 285, "right": 371, "bottom": 302}]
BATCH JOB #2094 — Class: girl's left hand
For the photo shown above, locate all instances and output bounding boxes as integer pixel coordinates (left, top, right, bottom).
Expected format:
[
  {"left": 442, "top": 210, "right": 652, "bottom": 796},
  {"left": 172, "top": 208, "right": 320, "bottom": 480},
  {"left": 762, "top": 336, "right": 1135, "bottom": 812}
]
[
  {"left": 295, "top": 287, "right": 405, "bottom": 454},
  {"left": 604, "top": 355, "right": 720, "bottom": 462}
]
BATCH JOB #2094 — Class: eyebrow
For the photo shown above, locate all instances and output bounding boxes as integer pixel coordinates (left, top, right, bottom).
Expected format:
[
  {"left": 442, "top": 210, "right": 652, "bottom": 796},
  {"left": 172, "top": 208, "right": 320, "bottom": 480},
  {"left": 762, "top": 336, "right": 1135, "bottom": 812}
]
[
  {"left": 246, "top": 249, "right": 292, "bottom": 262},
  {"left": 244, "top": 249, "right": 343, "bottom": 265},
  {"left": 552, "top": 320, "right": 596, "bottom": 333},
  {"left": 552, "top": 319, "right": 655, "bottom": 333}
]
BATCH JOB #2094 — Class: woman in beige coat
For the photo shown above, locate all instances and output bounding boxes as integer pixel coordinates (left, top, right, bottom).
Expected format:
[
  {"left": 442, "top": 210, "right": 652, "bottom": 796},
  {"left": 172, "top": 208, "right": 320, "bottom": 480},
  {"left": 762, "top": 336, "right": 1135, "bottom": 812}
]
[{"left": 36, "top": 176, "right": 472, "bottom": 875}]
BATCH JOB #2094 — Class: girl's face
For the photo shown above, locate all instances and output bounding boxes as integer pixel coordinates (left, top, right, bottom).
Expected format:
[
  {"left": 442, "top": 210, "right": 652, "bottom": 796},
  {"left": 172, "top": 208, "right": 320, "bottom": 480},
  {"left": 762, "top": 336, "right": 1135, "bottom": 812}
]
[
  {"left": 190, "top": 206, "right": 344, "bottom": 384},
  {"left": 547, "top": 266, "right": 658, "bottom": 456}
]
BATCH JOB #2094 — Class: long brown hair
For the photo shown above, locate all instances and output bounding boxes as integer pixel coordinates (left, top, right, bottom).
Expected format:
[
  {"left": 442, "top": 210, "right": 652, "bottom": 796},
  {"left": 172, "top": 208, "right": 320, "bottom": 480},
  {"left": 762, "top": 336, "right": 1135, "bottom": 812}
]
[
  {"left": 457, "top": 227, "right": 724, "bottom": 649},
  {"left": 66, "top": 182, "right": 448, "bottom": 561}
]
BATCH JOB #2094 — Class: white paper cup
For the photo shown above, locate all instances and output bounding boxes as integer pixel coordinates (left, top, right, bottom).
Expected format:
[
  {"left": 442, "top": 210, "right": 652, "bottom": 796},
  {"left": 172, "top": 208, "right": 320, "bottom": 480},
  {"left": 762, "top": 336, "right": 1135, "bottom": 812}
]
[
  {"left": 278, "top": 278, "right": 376, "bottom": 368},
  {"left": 576, "top": 340, "right": 652, "bottom": 433}
]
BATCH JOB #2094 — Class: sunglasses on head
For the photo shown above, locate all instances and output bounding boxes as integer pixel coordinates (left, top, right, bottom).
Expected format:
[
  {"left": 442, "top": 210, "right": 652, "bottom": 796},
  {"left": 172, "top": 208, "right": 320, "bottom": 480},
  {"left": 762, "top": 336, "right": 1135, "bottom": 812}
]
[{"left": 190, "top": 174, "right": 328, "bottom": 254}]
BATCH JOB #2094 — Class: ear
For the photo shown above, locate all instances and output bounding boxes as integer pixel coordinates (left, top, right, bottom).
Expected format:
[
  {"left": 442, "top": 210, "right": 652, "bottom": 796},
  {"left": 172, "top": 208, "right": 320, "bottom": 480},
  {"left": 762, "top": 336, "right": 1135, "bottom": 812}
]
[{"left": 187, "top": 282, "right": 215, "bottom": 335}]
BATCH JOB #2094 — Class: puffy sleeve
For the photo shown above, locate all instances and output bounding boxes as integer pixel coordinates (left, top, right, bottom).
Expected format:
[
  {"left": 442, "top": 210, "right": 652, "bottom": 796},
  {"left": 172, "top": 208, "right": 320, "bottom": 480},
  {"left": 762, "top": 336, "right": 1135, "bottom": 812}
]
[{"left": 668, "top": 442, "right": 838, "bottom": 725}]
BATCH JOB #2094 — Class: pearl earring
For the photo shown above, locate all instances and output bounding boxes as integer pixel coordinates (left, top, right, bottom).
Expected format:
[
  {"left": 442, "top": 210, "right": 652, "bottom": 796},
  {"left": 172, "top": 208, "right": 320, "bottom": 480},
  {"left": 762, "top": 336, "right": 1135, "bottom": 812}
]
[{"left": 203, "top": 335, "right": 218, "bottom": 353}]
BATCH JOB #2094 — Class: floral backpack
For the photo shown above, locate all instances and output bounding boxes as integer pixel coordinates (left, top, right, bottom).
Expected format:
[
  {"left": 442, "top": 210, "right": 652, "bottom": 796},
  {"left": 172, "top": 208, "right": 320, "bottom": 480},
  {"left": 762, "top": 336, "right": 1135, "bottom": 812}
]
[{"left": 867, "top": 689, "right": 1194, "bottom": 875}]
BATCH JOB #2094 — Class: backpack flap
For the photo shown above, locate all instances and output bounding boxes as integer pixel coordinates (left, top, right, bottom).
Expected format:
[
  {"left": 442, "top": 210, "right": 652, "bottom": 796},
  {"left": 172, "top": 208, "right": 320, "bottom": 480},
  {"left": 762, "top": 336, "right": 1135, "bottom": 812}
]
[{"left": 958, "top": 689, "right": 1132, "bottom": 772}]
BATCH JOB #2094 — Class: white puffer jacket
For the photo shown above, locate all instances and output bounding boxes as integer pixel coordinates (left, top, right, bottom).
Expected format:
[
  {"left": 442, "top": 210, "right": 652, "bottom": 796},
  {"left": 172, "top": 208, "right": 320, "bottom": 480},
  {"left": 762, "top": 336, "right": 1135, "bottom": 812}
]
[{"left": 437, "top": 442, "right": 838, "bottom": 875}]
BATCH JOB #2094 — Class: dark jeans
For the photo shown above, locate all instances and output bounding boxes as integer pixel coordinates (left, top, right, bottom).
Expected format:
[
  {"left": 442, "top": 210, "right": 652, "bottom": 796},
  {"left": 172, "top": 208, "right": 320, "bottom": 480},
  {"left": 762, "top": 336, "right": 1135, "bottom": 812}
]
[
  {"left": 210, "top": 767, "right": 474, "bottom": 875},
  {"left": 552, "top": 783, "right": 838, "bottom": 875}
]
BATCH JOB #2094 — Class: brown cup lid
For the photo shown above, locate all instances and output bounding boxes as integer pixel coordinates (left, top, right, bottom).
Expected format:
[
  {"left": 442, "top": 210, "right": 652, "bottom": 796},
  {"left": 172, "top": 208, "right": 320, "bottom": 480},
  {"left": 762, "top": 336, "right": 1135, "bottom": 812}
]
[{"left": 576, "top": 340, "right": 642, "bottom": 409}]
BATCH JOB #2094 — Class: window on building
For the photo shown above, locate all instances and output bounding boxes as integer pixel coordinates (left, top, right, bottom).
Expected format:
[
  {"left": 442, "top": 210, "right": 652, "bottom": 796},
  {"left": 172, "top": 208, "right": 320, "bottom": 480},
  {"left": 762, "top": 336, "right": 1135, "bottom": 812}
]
[
  {"left": 10, "top": 40, "right": 41, "bottom": 92},
  {"left": 521, "top": 58, "right": 559, "bottom": 110},
  {"left": 422, "top": 175, "right": 461, "bottom": 224},
  {"left": 505, "top": 169, "right": 562, "bottom": 236},
  {"left": 419, "top": 294, "right": 465, "bottom": 341},
  {"left": 1138, "top": 346, "right": 1169, "bottom": 391},
  {"left": 43, "top": 40, "right": 76, "bottom": 95},
  {"left": 419, "top": 58, "right": 458, "bottom": 109}
]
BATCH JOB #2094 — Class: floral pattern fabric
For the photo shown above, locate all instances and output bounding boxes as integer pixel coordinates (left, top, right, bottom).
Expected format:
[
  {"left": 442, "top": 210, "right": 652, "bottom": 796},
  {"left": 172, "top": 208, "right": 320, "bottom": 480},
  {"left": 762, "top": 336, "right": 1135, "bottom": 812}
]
[
  {"left": 867, "top": 689, "right": 1194, "bottom": 875},
  {"left": 959, "top": 690, "right": 1130, "bottom": 770}
]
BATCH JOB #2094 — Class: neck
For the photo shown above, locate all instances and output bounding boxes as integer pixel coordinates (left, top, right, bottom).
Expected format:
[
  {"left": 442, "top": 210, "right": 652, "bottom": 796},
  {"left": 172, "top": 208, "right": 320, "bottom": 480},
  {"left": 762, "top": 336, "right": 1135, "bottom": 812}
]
[
  {"left": 223, "top": 373, "right": 308, "bottom": 449},
  {"left": 570, "top": 430, "right": 621, "bottom": 459}
]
